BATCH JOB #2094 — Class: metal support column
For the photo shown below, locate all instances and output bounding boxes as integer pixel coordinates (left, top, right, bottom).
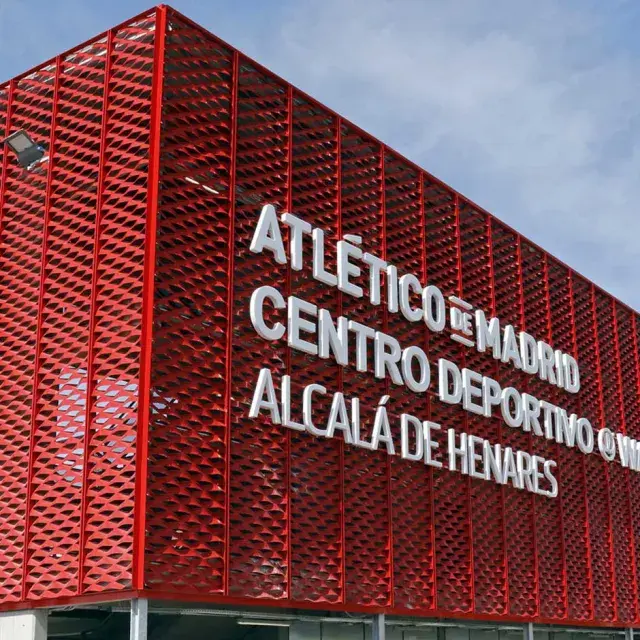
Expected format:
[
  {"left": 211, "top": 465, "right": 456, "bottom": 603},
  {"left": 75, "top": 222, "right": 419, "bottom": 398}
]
[
  {"left": 0, "top": 609, "right": 47, "bottom": 640},
  {"left": 372, "top": 614, "right": 385, "bottom": 640},
  {"left": 626, "top": 629, "right": 634, "bottom": 640},
  {"left": 523, "top": 622, "right": 534, "bottom": 640},
  {"left": 130, "top": 598, "right": 148, "bottom": 640}
]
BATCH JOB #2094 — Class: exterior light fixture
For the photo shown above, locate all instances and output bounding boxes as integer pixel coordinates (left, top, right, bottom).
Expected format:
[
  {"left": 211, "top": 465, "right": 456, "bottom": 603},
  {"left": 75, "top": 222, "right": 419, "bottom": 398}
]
[
  {"left": 3, "top": 129, "right": 47, "bottom": 169},
  {"left": 237, "top": 619, "right": 292, "bottom": 627}
]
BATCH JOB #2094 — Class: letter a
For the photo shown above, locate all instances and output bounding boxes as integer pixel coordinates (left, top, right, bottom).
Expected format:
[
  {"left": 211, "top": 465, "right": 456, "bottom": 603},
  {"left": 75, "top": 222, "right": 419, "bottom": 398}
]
[
  {"left": 250, "top": 204, "right": 287, "bottom": 264},
  {"left": 249, "top": 368, "right": 282, "bottom": 424}
]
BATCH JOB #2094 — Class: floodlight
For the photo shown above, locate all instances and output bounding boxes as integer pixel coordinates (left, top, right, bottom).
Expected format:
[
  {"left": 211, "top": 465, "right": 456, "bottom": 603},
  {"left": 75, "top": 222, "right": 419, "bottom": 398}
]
[{"left": 3, "top": 129, "right": 46, "bottom": 169}]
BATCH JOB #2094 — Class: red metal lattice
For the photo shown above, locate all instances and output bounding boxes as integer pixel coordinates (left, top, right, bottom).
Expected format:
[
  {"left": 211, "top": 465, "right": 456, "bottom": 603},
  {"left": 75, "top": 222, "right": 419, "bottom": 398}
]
[
  {"left": 288, "top": 99, "right": 343, "bottom": 604},
  {"left": 2, "top": 4, "right": 640, "bottom": 628},
  {"left": 0, "top": 8, "right": 156, "bottom": 606},
  {"left": 144, "top": 16, "right": 234, "bottom": 594}
]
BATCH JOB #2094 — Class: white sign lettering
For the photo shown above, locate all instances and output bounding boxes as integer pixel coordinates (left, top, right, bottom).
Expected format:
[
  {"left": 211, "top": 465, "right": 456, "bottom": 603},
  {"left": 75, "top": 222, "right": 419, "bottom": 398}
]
[{"left": 245, "top": 203, "right": 637, "bottom": 498}]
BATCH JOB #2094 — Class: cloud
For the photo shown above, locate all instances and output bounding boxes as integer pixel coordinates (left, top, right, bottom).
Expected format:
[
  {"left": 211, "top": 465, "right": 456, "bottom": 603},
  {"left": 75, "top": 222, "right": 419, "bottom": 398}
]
[
  {"left": 240, "top": 0, "right": 640, "bottom": 309},
  {"left": 1, "top": 0, "right": 640, "bottom": 308}
]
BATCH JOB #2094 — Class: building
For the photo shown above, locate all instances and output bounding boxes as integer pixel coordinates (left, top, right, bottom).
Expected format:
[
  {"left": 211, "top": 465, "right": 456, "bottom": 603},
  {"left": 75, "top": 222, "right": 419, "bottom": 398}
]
[{"left": 1, "top": 4, "right": 639, "bottom": 640}]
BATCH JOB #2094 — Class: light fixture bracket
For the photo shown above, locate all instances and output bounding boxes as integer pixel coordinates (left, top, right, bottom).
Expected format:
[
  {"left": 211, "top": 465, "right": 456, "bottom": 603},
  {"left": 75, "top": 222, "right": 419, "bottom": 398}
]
[{"left": 3, "top": 129, "right": 46, "bottom": 169}]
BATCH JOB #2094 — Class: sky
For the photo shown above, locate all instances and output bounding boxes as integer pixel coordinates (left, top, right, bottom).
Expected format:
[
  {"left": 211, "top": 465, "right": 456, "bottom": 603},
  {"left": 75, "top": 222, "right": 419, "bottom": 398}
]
[{"left": 2, "top": 0, "right": 640, "bottom": 309}]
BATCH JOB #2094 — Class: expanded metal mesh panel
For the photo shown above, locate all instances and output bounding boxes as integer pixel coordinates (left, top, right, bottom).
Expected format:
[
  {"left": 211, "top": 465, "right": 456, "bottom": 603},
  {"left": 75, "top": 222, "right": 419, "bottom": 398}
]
[
  {"left": 490, "top": 226, "right": 538, "bottom": 618},
  {"left": 618, "top": 305, "right": 640, "bottom": 440},
  {"left": 617, "top": 304, "right": 640, "bottom": 619},
  {"left": 80, "top": 17, "right": 155, "bottom": 594},
  {"left": 0, "top": 95, "right": 47, "bottom": 603},
  {"left": 521, "top": 245, "right": 567, "bottom": 621},
  {"left": 339, "top": 127, "right": 391, "bottom": 608},
  {"left": 24, "top": 41, "right": 107, "bottom": 601},
  {"left": 595, "top": 291, "right": 637, "bottom": 623},
  {"left": 548, "top": 260, "right": 592, "bottom": 621},
  {"left": 145, "top": 17, "right": 234, "bottom": 594},
  {"left": 0, "top": 68, "right": 53, "bottom": 602},
  {"left": 459, "top": 204, "right": 508, "bottom": 617},
  {"left": 0, "top": 10, "right": 155, "bottom": 605},
  {"left": 3, "top": 4, "right": 640, "bottom": 628},
  {"left": 141, "top": 9, "right": 640, "bottom": 625},
  {"left": 573, "top": 276, "right": 617, "bottom": 622},
  {"left": 227, "top": 60, "right": 290, "bottom": 600},
  {"left": 385, "top": 156, "right": 436, "bottom": 612},
  {"left": 288, "top": 100, "right": 342, "bottom": 604}
]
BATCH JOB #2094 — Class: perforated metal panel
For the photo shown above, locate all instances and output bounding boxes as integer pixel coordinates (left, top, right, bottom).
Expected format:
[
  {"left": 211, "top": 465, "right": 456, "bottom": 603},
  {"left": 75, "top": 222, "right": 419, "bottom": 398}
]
[{"left": 2, "top": 4, "right": 640, "bottom": 628}]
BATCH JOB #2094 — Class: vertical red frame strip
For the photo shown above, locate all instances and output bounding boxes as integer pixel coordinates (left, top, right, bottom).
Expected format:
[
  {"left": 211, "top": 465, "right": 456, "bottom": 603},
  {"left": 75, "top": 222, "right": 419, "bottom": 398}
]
[
  {"left": 543, "top": 253, "right": 569, "bottom": 618},
  {"left": 380, "top": 145, "right": 395, "bottom": 608},
  {"left": 568, "top": 271, "right": 596, "bottom": 620},
  {"left": 516, "top": 234, "right": 540, "bottom": 617},
  {"left": 454, "top": 193, "right": 476, "bottom": 613},
  {"left": 21, "top": 57, "right": 62, "bottom": 600},
  {"left": 421, "top": 174, "right": 438, "bottom": 611},
  {"left": 631, "top": 313, "right": 640, "bottom": 621},
  {"left": 336, "top": 116, "right": 347, "bottom": 606},
  {"left": 488, "top": 215, "right": 510, "bottom": 616},
  {"left": 590, "top": 283, "right": 619, "bottom": 621},
  {"left": 611, "top": 298, "right": 639, "bottom": 622},
  {"left": 77, "top": 29, "right": 115, "bottom": 596},
  {"left": 0, "top": 80, "right": 15, "bottom": 241},
  {"left": 133, "top": 5, "right": 167, "bottom": 591},
  {"left": 285, "top": 83, "right": 294, "bottom": 599},
  {"left": 222, "top": 49, "right": 240, "bottom": 598}
]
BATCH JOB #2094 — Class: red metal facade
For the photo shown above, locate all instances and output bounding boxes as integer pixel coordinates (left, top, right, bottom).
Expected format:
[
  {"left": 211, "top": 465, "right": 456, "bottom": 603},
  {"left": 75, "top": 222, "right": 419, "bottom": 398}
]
[
  {"left": 1, "top": 4, "right": 640, "bottom": 627},
  {"left": 0, "top": 7, "right": 157, "bottom": 605}
]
